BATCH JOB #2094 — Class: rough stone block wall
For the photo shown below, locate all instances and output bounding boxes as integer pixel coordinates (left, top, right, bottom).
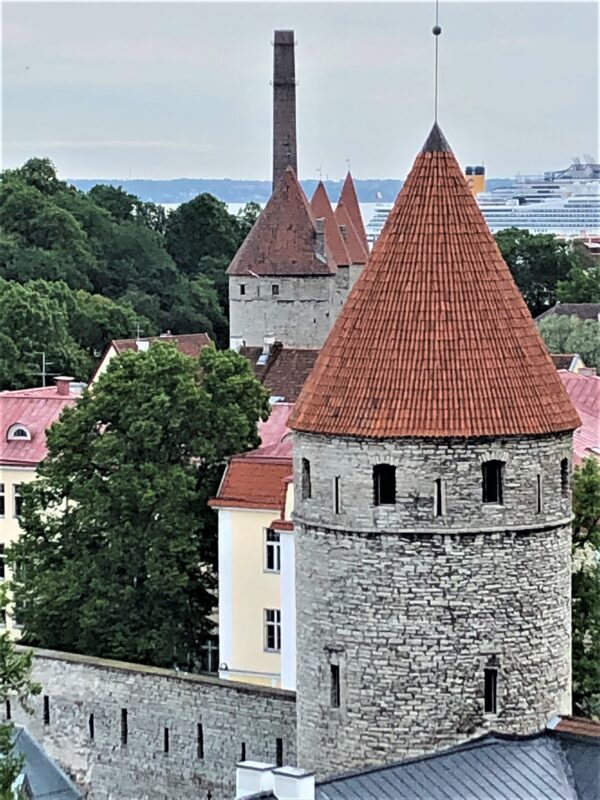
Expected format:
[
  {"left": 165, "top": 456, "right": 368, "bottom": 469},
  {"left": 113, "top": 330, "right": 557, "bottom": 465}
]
[
  {"left": 229, "top": 276, "right": 334, "bottom": 348},
  {"left": 11, "top": 649, "right": 296, "bottom": 800},
  {"left": 293, "top": 431, "right": 572, "bottom": 776}
]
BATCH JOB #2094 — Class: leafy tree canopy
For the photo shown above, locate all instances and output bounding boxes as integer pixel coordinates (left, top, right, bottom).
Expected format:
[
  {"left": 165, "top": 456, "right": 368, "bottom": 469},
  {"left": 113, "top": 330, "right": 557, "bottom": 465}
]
[
  {"left": 537, "top": 315, "right": 600, "bottom": 372},
  {"left": 10, "top": 344, "right": 270, "bottom": 669}
]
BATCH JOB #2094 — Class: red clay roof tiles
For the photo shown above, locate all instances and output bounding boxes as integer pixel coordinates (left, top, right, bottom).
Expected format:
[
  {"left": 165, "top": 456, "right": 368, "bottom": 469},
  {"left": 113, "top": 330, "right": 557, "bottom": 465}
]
[
  {"left": 290, "top": 124, "right": 581, "bottom": 439},
  {"left": 227, "top": 167, "right": 335, "bottom": 277},
  {"left": 240, "top": 343, "right": 320, "bottom": 402},
  {"left": 311, "top": 181, "right": 350, "bottom": 267},
  {"left": 334, "top": 202, "right": 368, "bottom": 265},
  {"left": 112, "top": 333, "right": 211, "bottom": 358},
  {"left": 339, "top": 171, "right": 369, "bottom": 253}
]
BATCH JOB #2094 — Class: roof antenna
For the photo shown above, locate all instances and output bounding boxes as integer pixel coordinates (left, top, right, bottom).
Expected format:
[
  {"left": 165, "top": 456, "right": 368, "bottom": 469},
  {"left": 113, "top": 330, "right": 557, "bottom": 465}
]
[{"left": 432, "top": 0, "right": 441, "bottom": 122}]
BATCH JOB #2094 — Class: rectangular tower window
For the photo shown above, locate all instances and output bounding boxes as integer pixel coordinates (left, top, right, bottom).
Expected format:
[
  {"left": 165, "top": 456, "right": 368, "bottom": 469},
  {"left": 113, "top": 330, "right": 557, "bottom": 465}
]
[
  {"left": 89, "top": 713, "right": 95, "bottom": 740},
  {"left": 13, "top": 485, "right": 22, "bottom": 518},
  {"left": 197, "top": 723, "right": 204, "bottom": 759},
  {"left": 163, "top": 727, "right": 170, "bottom": 754},
  {"left": 121, "top": 708, "right": 128, "bottom": 745},
  {"left": 333, "top": 476, "right": 341, "bottom": 514},
  {"left": 264, "top": 609, "right": 281, "bottom": 652},
  {"left": 272, "top": 284, "right": 280, "bottom": 296},
  {"left": 434, "top": 478, "right": 445, "bottom": 517},
  {"left": 0, "top": 484, "right": 4, "bottom": 517},
  {"left": 536, "top": 473, "right": 542, "bottom": 514},
  {"left": 561, "top": 458, "right": 569, "bottom": 496},
  {"left": 330, "top": 664, "right": 341, "bottom": 708},
  {"left": 373, "top": 464, "right": 396, "bottom": 505},
  {"left": 241, "top": 742, "right": 246, "bottom": 761},
  {"left": 301, "top": 458, "right": 312, "bottom": 500},
  {"left": 484, "top": 667, "right": 498, "bottom": 714},
  {"left": 276, "top": 737, "right": 283, "bottom": 767},
  {"left": 239, "top": 284, "right": 246, "bottom": 296},
  {"left": 43, "top": 696, "right": 50, "bottom": 726},
  {"left": 265, "top": 529, "right": 281, "bottom": 572},
  {"left": 482, "top": 461, "right": 504, "bottom": 504},
  {"left": 5, "top": 700, "right": 11, "bottom": 721}
]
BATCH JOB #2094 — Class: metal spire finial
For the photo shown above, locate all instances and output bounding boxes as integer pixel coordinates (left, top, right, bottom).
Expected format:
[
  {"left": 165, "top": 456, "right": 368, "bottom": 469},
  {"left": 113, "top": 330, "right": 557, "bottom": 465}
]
[{"left": 432, "top": 0, "right": 441, "bottom": 122}]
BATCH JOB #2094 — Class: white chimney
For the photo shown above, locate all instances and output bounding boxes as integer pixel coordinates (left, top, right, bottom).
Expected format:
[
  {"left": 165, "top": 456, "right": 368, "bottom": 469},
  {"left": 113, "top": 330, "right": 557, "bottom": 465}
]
[
  {"left": 235, "top": 762, "right": 275, "bottom": 798},
  {"left": 230, "top": 336, "right": 246, "bottom": 353},
  {"left": 136, "top": 340, "right": 150, "bottom": 352},
  {"left": 263, "top": 334, "right": 276, "bottom": 354},
  {"left": 273, "top": 767, "right": 315, "bottom": 800}
]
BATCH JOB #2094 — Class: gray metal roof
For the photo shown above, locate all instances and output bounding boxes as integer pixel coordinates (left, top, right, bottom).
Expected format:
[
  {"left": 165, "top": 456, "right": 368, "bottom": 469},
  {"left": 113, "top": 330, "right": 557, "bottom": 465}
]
[{"left": 12, "top": 727, "right": 83, "bottom": 799}]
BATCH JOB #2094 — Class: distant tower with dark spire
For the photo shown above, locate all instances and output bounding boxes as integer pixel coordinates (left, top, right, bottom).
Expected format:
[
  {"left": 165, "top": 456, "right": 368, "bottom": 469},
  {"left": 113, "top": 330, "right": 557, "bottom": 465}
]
[{"left": 272, "top": 30, "right": 298, "bottom": 188}]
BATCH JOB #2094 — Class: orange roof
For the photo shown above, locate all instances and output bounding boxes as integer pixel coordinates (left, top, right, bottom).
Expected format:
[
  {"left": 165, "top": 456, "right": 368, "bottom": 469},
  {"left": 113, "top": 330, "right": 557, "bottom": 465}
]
[
  {"left": 290, "top": 124, "right": 580, "bottom": 439},
  {"left": 339, "top": 172, "right": 369, "bottom": 253},
  {"left": 552, "top": 715, "right": 600, "bottom": 738},
  {"left": 227, "top": 167, "right": 335, "bottom": 277},
  {"left": 112, "top": 333, "right": 211, "bottom": 357},
  {"left": 334, "top": 202, "right": 367, "bottom": 265},
  {"left": 209, "top": 458, "right": 290, "bottom": 510},
  {"left": 311, "top": 181, "right": 350, "bottom": 266}
]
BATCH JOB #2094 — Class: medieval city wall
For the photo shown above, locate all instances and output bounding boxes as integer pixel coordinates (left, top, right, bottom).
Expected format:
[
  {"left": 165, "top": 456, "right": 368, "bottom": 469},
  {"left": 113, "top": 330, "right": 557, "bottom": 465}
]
[
  {"left": 293, "top": 431, "right": 573, "bottom": 776},
  {"left": 11, "top": 648, "right": 297, "bottom": 800}
]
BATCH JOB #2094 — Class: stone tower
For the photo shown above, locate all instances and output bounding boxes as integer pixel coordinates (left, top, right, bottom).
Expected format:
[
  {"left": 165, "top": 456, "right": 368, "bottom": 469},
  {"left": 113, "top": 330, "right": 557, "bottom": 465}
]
[
  {"left": 289, "top": 124, "right": 580, "bottom": 777},
  {"left": 272, "top": 30, "right": 297, "bottom": 189}
]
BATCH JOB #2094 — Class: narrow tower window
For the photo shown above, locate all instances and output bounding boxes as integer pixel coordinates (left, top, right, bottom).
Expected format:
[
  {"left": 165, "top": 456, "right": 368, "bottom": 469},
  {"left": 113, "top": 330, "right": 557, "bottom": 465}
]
[
  {"left": 373, "top": 464, "right": 396, "bottom": 506},
  {"left": 272, "top": 284, "right": 280, "bottom": 296},
  {"left": 561, "top": 458, "right": 569, "bottom": 496},
  {"left": 43, "top": 696, "right": 50, "bottom": 725},
  {"left": 276, "top": 737, "right": 283, "bottom": 767},
  {"left": 5, "top": 700, "right": 11, "bottom": 721},
  {"left": 301, "top": 458, "right": 312, "bottom": 500},
  {"left": 164, "top": 727, "right": 170, "bottom": 754},
  {"left": 482, "top": 460, "right": 504, "bottom": 504},
  {"left": 330, "top": 664, "right": 341, "bottom": 708},
  {"left": 484, "top": 666, "right": 498, "bottom": 714},
  {"left": 333, "top": 476, "right": 341, "bottom": 514},
  {"left": 89, "top": 713, "right": 95, "bottom": 740},
  {"left": 434, "top": 478, "right": 445, "bottom": 517},
  {"left": 536, "top": 473, "right": 542, "bottom": 514},
  {"left": 197, "top": 723, "right": 204, "bottom": 759},
  {"left": 239, "top": 284, "right": 246, "bottom": 296},
  {"left": 240, "top": 742, "right": 246, "bottom": 761},
  {"left": 121, "top": 708, "right": 128, "bottom": 745}
]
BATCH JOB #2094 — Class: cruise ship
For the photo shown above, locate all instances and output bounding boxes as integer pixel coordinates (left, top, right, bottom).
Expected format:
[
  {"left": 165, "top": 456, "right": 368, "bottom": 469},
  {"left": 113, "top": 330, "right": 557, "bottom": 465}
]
[{"left": 365, "top": 156, "right": 600, "bottom": 244}]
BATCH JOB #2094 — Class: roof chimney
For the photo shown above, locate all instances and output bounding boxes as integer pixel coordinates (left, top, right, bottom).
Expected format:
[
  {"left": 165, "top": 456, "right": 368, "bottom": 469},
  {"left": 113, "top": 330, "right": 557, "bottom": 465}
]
[
  {"left": 136, "top": 340, "right": 150, "bottom": 352},
  {"left": 273, "top": 30, "right": 297, "bottom": 189},
  {"left": 315, "top": 218, "right": 325, "bottom": 258},
  {"left": 273, "top": 767, "right": 315, "bottom": 800},
  {"left": 236, "top": 762, "right": 275, "bottom": 798},
  {"left": 54, "top": 376, "right": 73, "bottom": 396}
]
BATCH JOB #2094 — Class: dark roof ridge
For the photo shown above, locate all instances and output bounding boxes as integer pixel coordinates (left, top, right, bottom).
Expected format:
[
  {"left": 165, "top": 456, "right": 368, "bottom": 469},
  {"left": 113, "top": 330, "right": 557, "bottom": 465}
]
[{"left": 421, "top": 121, "right": 452, "bottom": 153}]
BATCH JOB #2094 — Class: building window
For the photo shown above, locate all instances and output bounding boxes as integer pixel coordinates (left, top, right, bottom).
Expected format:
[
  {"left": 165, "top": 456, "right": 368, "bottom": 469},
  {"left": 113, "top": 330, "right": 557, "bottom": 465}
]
[
  {"left": 272, "top": 284, "right": 280, "bottom": 296},
  {"left": 482, "top": 461, "right": 504, "bottom": 505},
  {"left": 5, "top": 700, "right": 11, "bottom": 721},
  {"left": 241, "top": 742, "right": 246, "bottom": 761},
  {"left": 333, "top": 476, "right": 341, "bottom": 514},
  {"left": 197, "top": 723, "right": 204, "bottom": 759},
  {"left": 561, "top": 458, "right": 569, "bottom": 496},
  {"left": 301, "top": 458, "right": 312, "bottom": 500},
  {"left": 484, "top": 658, "right": 499, "bottom": 714},
  {"left": 7, "top": 424, "right": 30, "bottom": 441},
  {"left": 265, "top": 529, "right": 281, "bottom": 572},
  {"left": 43, "top": 696, "right": 50, "bottom": 726},
  {"left": 276, "top": 737, "right": 283, "bottom": 767},
  {"left": 434, "top": 478, "right": 445, "bottom": 517},
  {"left": 163, "top": 727, "right": 170, "bottom": 754},
  {"left": 330, "top": 664, "right": 341, "bottom": 708},
  {"left": 121, "top": 708, "right": 128, "bottom": 745},
  {"left": 240, "top": 284, "right": 246, "bottom": 296},
  {"left": 536, "top": 473, "right": 542, "bottom": 514},
  {"left": 373, "top": 464, "right": 396, "bottom": 506},
  {"left": 13, "top": 485, "right": 22, "bottom": 518},
  {"left": 0, "top": 484, "right": 4, "bottom": 517},
  {"left": 89, "top": 713, "right": 95, "bottom": 740},
  {"left": 264, "top": 609, "right": 281, "bottom": 652}
]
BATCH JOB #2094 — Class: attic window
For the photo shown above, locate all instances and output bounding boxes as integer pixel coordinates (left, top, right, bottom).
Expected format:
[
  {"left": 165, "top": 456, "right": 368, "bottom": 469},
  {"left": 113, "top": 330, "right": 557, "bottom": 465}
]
[
  {"left": 7, "top": 424, "right": 30, "bottom": 442},
  {"left": 373, "top": 464, "right": 396, "bottom": 506}
]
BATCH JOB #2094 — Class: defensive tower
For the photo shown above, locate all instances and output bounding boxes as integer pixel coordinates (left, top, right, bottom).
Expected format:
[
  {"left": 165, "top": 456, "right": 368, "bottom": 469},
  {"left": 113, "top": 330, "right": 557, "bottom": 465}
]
[{"left": 290, "top": 123, "right": 579, "bottom": 776}]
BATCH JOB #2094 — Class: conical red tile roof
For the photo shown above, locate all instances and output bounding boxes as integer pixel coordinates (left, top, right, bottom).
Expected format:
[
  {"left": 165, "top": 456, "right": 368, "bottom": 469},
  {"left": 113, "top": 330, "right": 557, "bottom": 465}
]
[
  {"left": 311, "top": 181, "right": 350, "bottom": 267},
  {"left": 334, "top": 202, "right": 367, "bottom": 265},
  {"left": 227, "top": 167, "right": 335, "bottom": 277},
  {"left": 290, "top": 124, "right": 580, "bottom": 438},
  {"left": 339, "top": 171, "right": 369, "bottom": 252}
]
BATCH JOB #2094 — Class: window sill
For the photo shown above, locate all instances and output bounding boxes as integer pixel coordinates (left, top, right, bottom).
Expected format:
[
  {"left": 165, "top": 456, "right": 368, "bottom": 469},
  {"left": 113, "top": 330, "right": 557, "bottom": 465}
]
[
  {"left": 263, "top": 569, "right": 281, "bottom": 575},
  {"left": 264, "top": 649, "right": 281, "bottom": 654}
]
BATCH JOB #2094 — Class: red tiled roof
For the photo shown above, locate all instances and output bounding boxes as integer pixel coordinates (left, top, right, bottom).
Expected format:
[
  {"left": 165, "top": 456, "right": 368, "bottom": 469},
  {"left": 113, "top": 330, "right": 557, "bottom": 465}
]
[
  {"left": 111, "top": 333, "right": 211, "bottom": 358},
  {"left": 311, "top": 182, "right": 350, "bottom": 266},
  {"left": 552, "top": 715, "right": 600, "bottom": 738},
  {"left": 559, "top": 370, "right": 600, "bottom": 463},
  {"left": 339, "top": 171, "right": 369, "bottom": 253},
  {"left": 239, "top": 343, "right": 320, "bottom": 402},
  {"left": 290, "top": 124, "right": 581, "bottom": 439},
  {"left": 227, "top": 167, "right": 335, "bottom": 277},
  {"left": 270, "top": 519, "right": 294, "bottom": 531},
  {"left": 334, "top": 202, "right": 368, "bottom": 265},
  {"left": 0, "top": 384, "right": 79, "bottom": 467}
]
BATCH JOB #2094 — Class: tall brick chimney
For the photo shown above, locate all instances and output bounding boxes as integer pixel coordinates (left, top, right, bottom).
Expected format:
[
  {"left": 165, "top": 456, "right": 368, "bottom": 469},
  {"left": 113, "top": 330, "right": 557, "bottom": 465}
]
[{"left": 272, "top": 30, "right": 297, "bottom": 189}]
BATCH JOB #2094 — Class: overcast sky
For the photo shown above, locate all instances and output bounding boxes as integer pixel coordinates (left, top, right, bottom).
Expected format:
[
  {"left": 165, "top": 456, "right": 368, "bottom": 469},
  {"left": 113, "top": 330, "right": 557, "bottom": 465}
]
[{"left": 2, "top": 1, "right": 598, "bottom": 180}]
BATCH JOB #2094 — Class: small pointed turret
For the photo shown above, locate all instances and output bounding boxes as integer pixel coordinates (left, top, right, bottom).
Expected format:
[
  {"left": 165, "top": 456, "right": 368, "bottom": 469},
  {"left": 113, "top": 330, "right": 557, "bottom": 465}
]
[
  {"left": 338, "top": 172, "right": 369, "bottom": 252},
  {"left": 310, "top": 182, "right": 349, "bottom": 267}
]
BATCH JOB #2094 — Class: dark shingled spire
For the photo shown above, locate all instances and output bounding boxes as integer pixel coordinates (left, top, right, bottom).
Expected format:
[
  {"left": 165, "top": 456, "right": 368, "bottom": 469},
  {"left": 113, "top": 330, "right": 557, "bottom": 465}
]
[{"left": 421, "top": 122, "right": 451, "bottom": 153}]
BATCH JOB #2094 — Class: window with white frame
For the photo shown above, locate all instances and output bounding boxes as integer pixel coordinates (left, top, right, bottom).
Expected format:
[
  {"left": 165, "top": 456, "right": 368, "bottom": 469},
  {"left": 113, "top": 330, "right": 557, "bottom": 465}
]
[
  {"left": 264, "top": 609, "right": 281, "bottom": 652},
  {"left": 0, "top": 484, "right": 4, "bottom": 517},
  {"left": 13, "top": 485, "right": 22, "bottom": 518},
  {"left": 264, "top": 528, "right": 281, "bottom": 572},
  {"left": 7, "top": 424, "right": 30, "bottom": 441}
]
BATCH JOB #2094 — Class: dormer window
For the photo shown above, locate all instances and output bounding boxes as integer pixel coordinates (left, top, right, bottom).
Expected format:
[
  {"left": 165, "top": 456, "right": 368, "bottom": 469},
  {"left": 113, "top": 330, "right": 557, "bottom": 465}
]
[{"left": 7, "top": 424, "right": 31, "bottom": 442}]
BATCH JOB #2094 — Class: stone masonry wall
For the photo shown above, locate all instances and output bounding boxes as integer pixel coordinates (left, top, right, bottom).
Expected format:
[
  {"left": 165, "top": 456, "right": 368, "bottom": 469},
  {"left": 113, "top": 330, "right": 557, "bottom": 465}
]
[
  {"left": 229, "top": 276, "right": 333, "bottom": 348},
  {"left": 11, "top": 648, "right": 296, "bottom": 800},
  {"left": 293, "top": 431, "right": 572, "bottom": 776}
]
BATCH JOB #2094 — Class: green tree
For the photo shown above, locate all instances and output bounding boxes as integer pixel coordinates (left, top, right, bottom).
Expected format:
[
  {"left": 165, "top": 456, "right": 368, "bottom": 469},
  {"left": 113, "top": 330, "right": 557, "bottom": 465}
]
[
  {"left": 572, "top": 458, "right": 600, "bottom": 718},
  {"left": 537, "top": 315, "right": 600, "bottom": 372},
  {"left": 557, "top": 264, "right": 600, "bottom": 304},
  {"left": 0, "top": 586, "right": 42, "bottom": 798},
  {"left": 495, "top": 228, "right": 579, "bottom": 317},
  {"left": 236, "top": 201, "right": 262, "bottom": 241},
  {"left": 10, "top": 344, "right": 269, "bottom": 669}
]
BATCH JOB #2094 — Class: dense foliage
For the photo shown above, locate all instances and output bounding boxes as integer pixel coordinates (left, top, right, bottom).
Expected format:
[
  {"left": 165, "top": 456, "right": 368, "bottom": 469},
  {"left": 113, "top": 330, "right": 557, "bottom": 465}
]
[
  {"left": 0, "top": 158, "right": 259, "bottom": 388},
  {"left": 537, "top": 315, "right": 600, "bottom": 372},
  {"left": 572, "top": 457, "right": 600, "bottom": 718},
  {"left": 9, "top": 344, "right": 269, "bottom": 669}
]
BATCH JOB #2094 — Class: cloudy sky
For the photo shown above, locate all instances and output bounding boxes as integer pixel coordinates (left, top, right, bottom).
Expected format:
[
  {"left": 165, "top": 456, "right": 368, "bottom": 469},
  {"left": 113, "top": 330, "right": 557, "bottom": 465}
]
[{"left": 2, "top": 1, "right": 597, "bottom": 181}]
